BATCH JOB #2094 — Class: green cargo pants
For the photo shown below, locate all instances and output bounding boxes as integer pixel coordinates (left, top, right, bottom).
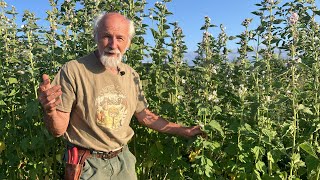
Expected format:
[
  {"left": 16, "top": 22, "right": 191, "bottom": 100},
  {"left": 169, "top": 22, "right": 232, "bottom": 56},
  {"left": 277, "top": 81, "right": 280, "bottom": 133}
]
[{"left": 80, "top": 146, "right": 137, "bottom": 180}]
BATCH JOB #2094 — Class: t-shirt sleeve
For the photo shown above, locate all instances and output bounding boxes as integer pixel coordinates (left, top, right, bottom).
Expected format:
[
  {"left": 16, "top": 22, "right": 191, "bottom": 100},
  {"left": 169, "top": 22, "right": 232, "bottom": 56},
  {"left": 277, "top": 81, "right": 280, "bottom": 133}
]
[
  {"left": 51, "top": 63, "right": 76, "bottom": 113},
  {"left": 134, "top": 72, "right": 148, "bottom": 113}
]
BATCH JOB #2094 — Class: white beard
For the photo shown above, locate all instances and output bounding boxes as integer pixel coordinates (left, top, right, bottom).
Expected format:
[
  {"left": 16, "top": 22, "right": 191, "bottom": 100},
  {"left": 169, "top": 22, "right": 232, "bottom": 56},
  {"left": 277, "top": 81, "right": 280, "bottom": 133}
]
[{"left": 100, "top": 53, "right": 122, "bottom": 68}]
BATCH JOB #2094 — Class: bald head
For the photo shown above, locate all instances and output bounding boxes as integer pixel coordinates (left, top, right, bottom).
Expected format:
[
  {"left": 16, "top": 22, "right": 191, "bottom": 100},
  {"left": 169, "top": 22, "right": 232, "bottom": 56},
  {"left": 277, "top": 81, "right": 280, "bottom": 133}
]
[{"left": 93, "top": 12, "right": 135, "bottom": 43}]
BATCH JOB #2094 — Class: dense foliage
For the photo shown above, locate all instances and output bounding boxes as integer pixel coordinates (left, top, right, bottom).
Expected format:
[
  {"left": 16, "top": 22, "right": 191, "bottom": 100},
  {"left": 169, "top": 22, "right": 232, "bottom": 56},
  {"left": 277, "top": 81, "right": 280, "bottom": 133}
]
[{"left": 1, "top": 0, "right": 320, "bottom": 179}]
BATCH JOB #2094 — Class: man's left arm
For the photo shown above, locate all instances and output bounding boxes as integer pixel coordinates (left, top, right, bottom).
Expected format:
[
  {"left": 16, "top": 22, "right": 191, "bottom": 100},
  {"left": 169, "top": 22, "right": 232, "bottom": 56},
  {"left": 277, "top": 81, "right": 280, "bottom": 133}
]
[{"left": 134, "top": 108, "right": 203, "bottom": 138}]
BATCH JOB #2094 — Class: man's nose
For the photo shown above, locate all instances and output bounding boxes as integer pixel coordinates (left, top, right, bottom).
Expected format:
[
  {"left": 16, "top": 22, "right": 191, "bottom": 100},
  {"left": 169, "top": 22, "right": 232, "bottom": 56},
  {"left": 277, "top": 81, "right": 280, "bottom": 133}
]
[{"left": 108, "top": 37, "right": 117, "bottom": 49}]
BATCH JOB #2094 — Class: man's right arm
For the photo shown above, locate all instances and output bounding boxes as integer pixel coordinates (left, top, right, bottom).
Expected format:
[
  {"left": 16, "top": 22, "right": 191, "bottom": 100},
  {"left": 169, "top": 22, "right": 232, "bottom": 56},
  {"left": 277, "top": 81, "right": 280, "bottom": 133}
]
[
  {"left": 38, "top": 74, "right": 70, "bottom": 137},
  {"left": 44, "top": 110, "right": 70, "bottom": 137}
]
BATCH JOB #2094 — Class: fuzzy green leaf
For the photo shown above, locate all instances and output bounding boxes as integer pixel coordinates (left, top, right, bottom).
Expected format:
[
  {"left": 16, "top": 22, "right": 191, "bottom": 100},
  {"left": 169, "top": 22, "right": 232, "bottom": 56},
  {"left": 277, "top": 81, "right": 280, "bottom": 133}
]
[
  {"left": 255, "top": 161, "right": 266, "bottom": 173},
  {"left": 299, "top": 142, "right": 318, "bottom": 159},
  {"left": 0, "top": 100, "right": 6, "bottom": 106},
  {"left": 302, "top": 107, "right": 313, "bottom": 115},
  {"left": 208, "top": 120, "right": 224, "bottom": 137}
]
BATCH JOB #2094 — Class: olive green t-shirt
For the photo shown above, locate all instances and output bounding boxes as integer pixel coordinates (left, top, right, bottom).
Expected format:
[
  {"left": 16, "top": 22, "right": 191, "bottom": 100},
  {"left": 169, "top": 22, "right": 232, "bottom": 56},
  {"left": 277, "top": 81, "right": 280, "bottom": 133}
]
[{"left": 52, "top": 52, "right": 148, "bottom": 152}]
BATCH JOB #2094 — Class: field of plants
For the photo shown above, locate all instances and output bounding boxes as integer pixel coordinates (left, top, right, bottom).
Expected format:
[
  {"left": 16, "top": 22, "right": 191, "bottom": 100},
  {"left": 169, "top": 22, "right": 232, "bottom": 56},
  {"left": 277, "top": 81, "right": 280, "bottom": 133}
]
[{"left": 1, "top": 0, "right": 320, "bottom": 179}]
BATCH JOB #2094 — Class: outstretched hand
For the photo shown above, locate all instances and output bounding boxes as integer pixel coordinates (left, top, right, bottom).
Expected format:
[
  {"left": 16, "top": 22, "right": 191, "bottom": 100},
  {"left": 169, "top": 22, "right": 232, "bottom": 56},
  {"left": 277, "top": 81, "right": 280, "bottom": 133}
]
[
  {"left": 185, "top": 125, "right": 207, "bottom": 139},
  {"left": 38, "top": 74, "right": 62, "bottom": 114}
]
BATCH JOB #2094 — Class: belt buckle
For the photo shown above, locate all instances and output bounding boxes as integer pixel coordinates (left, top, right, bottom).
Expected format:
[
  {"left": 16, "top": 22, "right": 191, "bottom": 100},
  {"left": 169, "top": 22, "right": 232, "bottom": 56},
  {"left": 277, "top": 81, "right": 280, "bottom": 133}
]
[
  {"left": 91, "top": 150, "right": 104, "bottom": 158},
  {"left": 102, "top": 151, "right": 113, "bottom": 159}
]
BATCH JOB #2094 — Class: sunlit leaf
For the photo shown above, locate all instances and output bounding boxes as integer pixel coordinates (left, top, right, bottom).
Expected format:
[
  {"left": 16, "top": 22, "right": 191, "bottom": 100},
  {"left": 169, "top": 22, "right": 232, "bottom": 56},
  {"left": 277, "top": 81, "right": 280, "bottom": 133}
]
[
  {"left": 208, "top": 120, "right": 224, "bottom": 137},
  {"left": 0, "top": 100, "right": 6, "bottom": 106},
  {"left": 255, "top": 161, "right": 266, "bottom": 173},
  {"left": 8, "top": 77, "right": 18, "bottom": 84},
  {"left": 299, "top": 142, "right": 318, "bottom": 159},
  {"left": 302, "top": 107, "right": 313, "bottom": 115}
]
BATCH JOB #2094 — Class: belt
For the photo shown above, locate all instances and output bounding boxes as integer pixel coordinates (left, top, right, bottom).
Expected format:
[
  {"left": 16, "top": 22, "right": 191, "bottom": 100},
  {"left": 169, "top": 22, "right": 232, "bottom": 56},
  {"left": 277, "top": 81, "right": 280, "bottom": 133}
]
[{"left": 77, "top": 147, "right": 123, "bottom": 159}]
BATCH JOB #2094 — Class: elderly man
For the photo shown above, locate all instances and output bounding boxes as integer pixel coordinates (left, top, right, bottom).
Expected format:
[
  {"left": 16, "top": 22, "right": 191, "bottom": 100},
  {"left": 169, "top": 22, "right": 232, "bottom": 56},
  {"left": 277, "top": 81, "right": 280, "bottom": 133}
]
[{"left": 38, "top": 12, "right": 202, "bottom": 179}]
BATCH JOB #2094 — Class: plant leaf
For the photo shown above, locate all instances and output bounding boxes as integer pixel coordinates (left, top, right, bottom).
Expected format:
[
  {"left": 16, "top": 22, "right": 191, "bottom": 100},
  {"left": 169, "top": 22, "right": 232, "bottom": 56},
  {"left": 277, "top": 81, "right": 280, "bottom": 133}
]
[
  {"left": 299, "top": 142, "right": 318, "bottom": 159},
  {"left": 8, "top": 77, "right": 18, "bottom": 84},
  {"left": 208, "top": 120, "right": 224, "bottom": 137}
]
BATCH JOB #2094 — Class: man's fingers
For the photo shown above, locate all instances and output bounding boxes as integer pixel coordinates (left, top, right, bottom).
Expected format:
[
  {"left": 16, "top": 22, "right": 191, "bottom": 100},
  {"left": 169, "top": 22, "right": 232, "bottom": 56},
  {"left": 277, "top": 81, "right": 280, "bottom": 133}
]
[
  {"left": 44, "top": 98, "right": 62, "bottom": 113},
  {"left": 44, "top": 85, "right": 61, "bottom": 96},
  {"left": 42, "top": 92, "right": 62, "bottom": 113},
  {"left": 40, "top": 74, "right": 51, "bottom": 91},
  {"left": 39, "top": 85, "right": 61, "bottom": 98},
  {"left": 38, "top": 85, "right": 62, "bottom": 107},
  {"left": 43, "top": 87, "right": 62, "bottom": 103},
  {"left": 42, "top": 74, "right": 50, "bottom": 83}
]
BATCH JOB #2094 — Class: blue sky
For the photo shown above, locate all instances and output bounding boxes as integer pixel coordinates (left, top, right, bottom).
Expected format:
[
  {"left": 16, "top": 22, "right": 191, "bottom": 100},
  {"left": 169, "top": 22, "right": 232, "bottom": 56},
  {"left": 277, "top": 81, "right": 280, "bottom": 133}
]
[
  {"left": 161, "top": 0, "right": 259, "bottom": 50},
  {"left": 5, "top": 0, "right": 261, "bottom": 51}
]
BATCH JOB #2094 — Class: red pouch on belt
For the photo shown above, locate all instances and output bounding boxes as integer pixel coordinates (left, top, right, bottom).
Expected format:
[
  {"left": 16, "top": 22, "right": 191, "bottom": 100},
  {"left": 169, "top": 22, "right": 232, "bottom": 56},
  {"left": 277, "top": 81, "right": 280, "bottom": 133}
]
[{"left": 65, "top": 147, "right": 87, "bottom": 180}]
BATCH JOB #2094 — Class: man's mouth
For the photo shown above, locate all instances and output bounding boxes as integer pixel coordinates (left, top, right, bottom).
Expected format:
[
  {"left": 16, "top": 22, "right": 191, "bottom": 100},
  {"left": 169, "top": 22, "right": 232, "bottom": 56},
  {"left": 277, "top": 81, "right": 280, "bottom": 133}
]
[
  {"left": 104, "top": 50, "right": 120, "bottom": 57},
  {"left": 106, "top": 52, "right": 115, "bottom": 56}
]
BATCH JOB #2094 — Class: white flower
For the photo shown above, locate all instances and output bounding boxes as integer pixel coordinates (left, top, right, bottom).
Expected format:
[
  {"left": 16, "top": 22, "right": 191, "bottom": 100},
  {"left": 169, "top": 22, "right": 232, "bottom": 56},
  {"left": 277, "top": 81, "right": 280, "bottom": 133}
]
[
  {"left": 149, "top": 15, "right": 153, "bottom": 19},
  {"left": 266, "top": 0, "right": 274, "bottom": 4},
  {"left": 286, "top": 90, "right": 292, "bottom": 95},
  {"left": 181, "top": 78, "right": 186, "bottom": 84},
  {"left": 17, "top": 70, "right": 25, "bottom": 75},
  {"left": 208, "top": 91, "right": 218, "bottom": 101},
  {"left": 212, "top": 68, "right": 217, "bottom": 74},
  {"left": 296, "top": 58, "right": 302, "bottom": 63},
  {"left": 230, "top": 84, "right": 235, "bottom": 90},
  {"left": 212, "top": 66, "right": 217, "bottom": 74},
  {"left": 238, "top": 84, "right": 247, "bottom": 96},
  {"left": 266, "top": 96, "right": 271, "bottom": 102},
  {"left": 289, "top": 12, "right": 299, "bottom": 25},
  {"left": 205, "top": 16, "right": 211, "bottom": 22},
  {"left": 177, "top": 95, "right": 182, "bottom": 100},
  {"left": 212, "top": 90, "right": 217, "bottom": 97},
  {"left": 20, "top": 24, "right": 25, "bottom": 28}
]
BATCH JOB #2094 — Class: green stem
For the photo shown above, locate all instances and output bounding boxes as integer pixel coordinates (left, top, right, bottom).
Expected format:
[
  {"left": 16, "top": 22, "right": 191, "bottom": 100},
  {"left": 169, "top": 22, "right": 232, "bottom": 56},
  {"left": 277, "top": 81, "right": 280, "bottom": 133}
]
[{"left": 316, "top": 165, "right": 320, "bottom": 180}]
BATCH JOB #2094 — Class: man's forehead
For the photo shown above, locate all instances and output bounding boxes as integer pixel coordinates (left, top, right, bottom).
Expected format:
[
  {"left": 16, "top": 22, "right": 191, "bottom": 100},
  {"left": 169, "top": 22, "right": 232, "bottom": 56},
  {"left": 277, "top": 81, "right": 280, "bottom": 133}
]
[
  {"left": 98, "top": 26, "right": 129, "bottom": 35},
  {"left": 99, "top": 17, "right": 129, "bottom": 29},
  {"left": 103, "top": 13, "right": 129, "bottom": 25}
]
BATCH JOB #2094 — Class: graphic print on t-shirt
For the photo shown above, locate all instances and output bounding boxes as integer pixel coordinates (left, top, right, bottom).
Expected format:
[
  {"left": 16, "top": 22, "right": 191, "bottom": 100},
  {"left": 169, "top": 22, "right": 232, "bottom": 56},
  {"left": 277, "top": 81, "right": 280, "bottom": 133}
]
[{"left": 95, "top": 85, "right": 128, "bottom": 130}]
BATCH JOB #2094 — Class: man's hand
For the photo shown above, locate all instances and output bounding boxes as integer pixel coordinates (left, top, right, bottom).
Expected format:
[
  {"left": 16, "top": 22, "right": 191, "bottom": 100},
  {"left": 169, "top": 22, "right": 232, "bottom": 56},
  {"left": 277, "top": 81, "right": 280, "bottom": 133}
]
[
  {"left": 184, "top": 125, "right": 206, "bottom": 139},
  {"left": 38, "top": 74, "right": 62, "bottom": 114}
]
